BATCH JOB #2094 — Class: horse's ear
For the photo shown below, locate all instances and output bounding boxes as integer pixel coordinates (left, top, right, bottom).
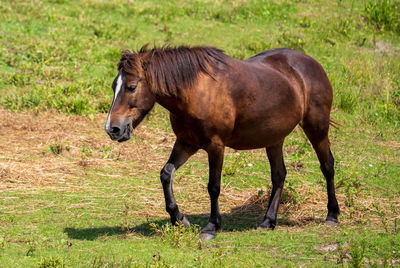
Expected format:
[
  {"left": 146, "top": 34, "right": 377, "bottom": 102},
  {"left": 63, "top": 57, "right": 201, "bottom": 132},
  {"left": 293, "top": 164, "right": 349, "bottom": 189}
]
[
  {"left": 121, "top": 50, "right": 133, "bottom": 58},
  {"left": 140, "top": 56, "right": 148, "bottom": 72},
  {"left": 139, "top": 43, "right": 150, "bottom": 54}
]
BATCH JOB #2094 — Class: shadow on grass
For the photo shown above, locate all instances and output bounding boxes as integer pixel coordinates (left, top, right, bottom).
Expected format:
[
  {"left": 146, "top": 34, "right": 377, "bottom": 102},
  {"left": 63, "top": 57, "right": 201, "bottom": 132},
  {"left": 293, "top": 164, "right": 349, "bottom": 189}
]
[
  {"left": 64, "top": 207, "right": 323, "bottom": 240},
  {"left": 64, "top": 226, "right": 126, "bottom": 240}
]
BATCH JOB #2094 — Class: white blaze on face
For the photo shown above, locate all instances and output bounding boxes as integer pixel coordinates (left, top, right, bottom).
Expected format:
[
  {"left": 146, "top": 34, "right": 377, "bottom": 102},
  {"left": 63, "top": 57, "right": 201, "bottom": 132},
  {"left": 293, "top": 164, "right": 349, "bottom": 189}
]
[{"left": 105, "top": 74, "right": 123, "bottom": 130}]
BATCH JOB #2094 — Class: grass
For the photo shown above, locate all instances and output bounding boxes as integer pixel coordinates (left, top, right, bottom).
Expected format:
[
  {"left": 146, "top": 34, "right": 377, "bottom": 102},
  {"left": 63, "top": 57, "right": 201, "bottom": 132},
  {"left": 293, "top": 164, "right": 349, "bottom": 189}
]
[
  {"left": 1, "top": 0, "right": 399, "bottom": 126},
  {"left": 0, "top": 109, "right": 398, "bottom": 267},
  {"left": 0, "top": 0, "right": 399, "bottom": 266}
]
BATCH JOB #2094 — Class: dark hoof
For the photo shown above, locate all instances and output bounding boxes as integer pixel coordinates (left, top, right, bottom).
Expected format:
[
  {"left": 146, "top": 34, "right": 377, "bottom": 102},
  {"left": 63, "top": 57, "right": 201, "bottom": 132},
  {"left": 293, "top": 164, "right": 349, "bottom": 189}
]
[
  {"left": 258, "top": 220, "right": 276, "bottom": 230},
  {"left": 257, "top": 225, "right": 273, "bottom": 231},
  {"left": 325, "top": 215, "right": 338, "bottom": 227},
  {"left": 199, "top": 232, "right": 216, "bottom": 241},
  {"left": 325, "top": 220, "right": 338, "bottom": 227},
  {"left": 180, "top": 216, "right": 190, "bottom": 228}
]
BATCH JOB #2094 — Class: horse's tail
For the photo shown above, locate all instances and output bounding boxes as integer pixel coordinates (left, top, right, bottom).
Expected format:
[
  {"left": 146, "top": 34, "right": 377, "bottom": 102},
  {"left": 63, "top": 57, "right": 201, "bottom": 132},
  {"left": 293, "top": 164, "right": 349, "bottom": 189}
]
[{"left": 329, "top": 118, "right": 342, "bottom": 129}]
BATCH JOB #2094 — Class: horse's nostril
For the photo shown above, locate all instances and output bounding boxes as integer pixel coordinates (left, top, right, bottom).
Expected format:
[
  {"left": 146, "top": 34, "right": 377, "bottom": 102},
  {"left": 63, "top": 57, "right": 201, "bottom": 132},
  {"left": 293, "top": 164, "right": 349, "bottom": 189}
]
[{"left": 111, "top": 127, "right": 120, "bottom": 134}]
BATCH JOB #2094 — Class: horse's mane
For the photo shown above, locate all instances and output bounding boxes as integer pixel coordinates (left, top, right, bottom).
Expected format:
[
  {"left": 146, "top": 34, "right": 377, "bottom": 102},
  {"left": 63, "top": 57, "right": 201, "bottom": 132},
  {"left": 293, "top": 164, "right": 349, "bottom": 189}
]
[{"left": 118, "top": 45, "right": 227, "bottom": 96}]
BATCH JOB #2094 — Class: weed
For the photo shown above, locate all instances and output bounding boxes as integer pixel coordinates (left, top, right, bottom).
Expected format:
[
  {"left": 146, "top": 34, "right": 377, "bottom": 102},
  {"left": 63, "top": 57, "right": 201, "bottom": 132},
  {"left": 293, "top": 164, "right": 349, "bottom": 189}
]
[
  {"left": 99, "top": 145, "right": 113, "bottom": 159},
  {"left": 284, "top": 180, "right": 303, "bottom": 205},
  {"left": 212, "top": 247, "right": 228, "bottom": 267},
  {"left": 336, "top": 243, "right": 348, "bottom": 267},
  {"left": 337, "top": 90, "right": 358, "bottom": 114},
  {"left": 223, "top": 151, "right": 249, "bottom": 176},
  {"left": 299, "top": 16, "right": 311, "bottom": 28},
  {"left": 278, "top": 31, "right": 306, "bottom": 52},
  {"left": 80, "top": 145, "right": 93, "bottom": 158},
  {"left": 48, "top": 142, "right": 63, "bottom": 155},
  {"left": 150, "top": 222, "right": 200, "bottom": 248},
  {"left": 121, "top": 202, "right": 134, "bottom": 234},
  {"left": 37, "top": 257, "right": 65, "bottom": 268},
  {"left": 372, "top": 201, "right": 400, "bottom": 234},
  {"left": 363, "top": 0, "right": 400, "bottom": 33},
  {"left": 151, "top": 252, "right": 169, "bottom": 268},
  {"left": 336, "top": 174, "right": 363, "bottom": 215},
  {"left": 0, "top": 236, "right": 5, "bottom": 251},
  {"left": 26, "top": 240, "right": 36, "bottom": 256},
  {"left": 92, "top": 256, "right": 136, "bottom": 268},
  {"left": 348, "top": 240, "right": 366, "bottom": 268},
  {"left": 374, "top": 72, "right": 400, "bottom": 122},
  {"left": 336, "top": 18, "right": 354, "bottom": 38}
]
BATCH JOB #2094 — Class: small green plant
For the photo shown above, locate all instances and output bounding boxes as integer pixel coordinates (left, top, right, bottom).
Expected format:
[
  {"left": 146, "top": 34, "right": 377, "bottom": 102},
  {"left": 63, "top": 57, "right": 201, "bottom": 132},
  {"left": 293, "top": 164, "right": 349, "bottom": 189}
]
[
  {"left": 372, "top": 201, "right": 400, "bottom": 234},
  {"left": 299, "top": 16, "right": 311, "bottom": 28},
  {"left": 336, "top": 174, "right": 363, "bottom": 214},
  {"left": 364, "top": 0, "right": 400, "bottom": 33},
  {"left": 80, "top": 146, "right": 93, "bottom": 158},
  {"left": 121, "top": 202, "right": 134, "bottom": 234},
  {"left": 25, "top": 240, "right": 36, "bottom": 256},
  {"left": 0, "top": 236, "right": 5, "bottom": 251},
  {"left": 92, "top": 256, "right": 136, "bottom": 268},
  {"left": 150, "top": 222, "right": 200, "bottom": 248},
  {"left": 48, "top": 142, "right": 63, "bottom": 155},
  {"left": 284, "top": 180, "right": 303, "bottom": 205},
  {"left": 337, "top": 90, "right": 358, "bottom": 114},
  {"left": 37, "top": 257, "right": 64, "bottom": 268},
  {"left": 348, "top": 240, "right": 366, "bottom": 268},
  {"left": 99, "top": 145, "right": 113, "bottom": 159},
  {"left": 278, "top": 32, "right": 306, "bottom": 52},
  {"left": 223, "top": 152, "right": 249, "bottom": 176},
  {"left": 212, "top": 247, "right": 227, "bottom": 267},
  {"left": 374, "top": 72, "right": 400, "bottom": 122},
  {"left": 151, "top": 252, "right": 169, "bottom": 268}
]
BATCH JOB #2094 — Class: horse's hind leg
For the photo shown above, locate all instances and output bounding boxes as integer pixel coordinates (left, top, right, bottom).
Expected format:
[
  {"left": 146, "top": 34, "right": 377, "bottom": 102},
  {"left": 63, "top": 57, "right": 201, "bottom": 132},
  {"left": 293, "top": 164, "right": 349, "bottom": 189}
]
[
  {"left": 301, "top": 118, "right": 340, "bottom": 225},
  {"left": 160, "top": 139, "right": 198, "bottom": 227},
  {"left": 259, "top": 141, "right": 286, "bottom": 229}
]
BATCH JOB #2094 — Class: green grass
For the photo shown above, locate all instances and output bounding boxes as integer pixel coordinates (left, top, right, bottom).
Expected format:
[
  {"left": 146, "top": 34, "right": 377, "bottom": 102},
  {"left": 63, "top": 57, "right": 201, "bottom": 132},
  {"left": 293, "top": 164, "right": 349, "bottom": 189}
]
[
  {"left": 1, "top": 0, "right": 400, "bottom": 266},
  {"left": 1, "top": 0, "right": 399, "bottom": 126}
]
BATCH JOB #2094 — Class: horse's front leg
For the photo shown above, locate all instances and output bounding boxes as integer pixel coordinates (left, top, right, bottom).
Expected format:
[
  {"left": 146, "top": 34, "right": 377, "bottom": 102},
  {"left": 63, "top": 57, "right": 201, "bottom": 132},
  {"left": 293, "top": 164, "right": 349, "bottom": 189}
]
[
  {"left": 161, "top": 140, "right": 198, "bottom": 226},
  {"left": 199, "top": 142, "right": 224, "bottom": 241}
]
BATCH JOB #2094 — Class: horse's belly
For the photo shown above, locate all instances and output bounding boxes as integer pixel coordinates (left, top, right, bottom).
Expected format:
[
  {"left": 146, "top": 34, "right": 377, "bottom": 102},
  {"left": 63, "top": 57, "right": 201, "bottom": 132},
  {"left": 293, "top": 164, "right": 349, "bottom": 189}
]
[
  {"left": 226, "top": 133, "right": 289, "bottom": 150},
  {"left": 226, "top": 117, "right": 299, "bottom": 150}
]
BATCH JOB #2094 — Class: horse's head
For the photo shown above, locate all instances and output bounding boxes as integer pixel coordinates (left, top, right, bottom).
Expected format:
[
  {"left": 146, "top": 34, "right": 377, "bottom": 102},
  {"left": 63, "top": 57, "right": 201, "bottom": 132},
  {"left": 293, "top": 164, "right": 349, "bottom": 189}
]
[{"left": 105, "top": 50, "right": 155, "bottom": 142}]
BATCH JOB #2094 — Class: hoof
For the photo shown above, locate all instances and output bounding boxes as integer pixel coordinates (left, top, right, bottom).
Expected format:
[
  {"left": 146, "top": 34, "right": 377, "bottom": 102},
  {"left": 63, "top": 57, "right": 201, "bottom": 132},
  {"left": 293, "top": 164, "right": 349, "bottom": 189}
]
[
  {"left": 199, "top": 232, "right": 216, "bottom": 241},
  {"left": 258, "top": 220, "right": 276, "bottom": 230},
  {"left": 325, "top": 215, "right": 338, "bottom": 227},
  {"left": 180, "top": 216, "right": 190, "bottom": 228},
  {"left": 325, "top": 220, "right": 338, "bottom": 227},
  {"left": 257, "top": 225, "right": 273, "bottom": 231}
]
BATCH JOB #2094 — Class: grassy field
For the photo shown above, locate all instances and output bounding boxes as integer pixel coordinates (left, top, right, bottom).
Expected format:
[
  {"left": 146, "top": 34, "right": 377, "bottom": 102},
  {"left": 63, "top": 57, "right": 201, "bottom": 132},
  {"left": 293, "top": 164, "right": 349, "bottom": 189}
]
[{"left": 0, "top": 0, "right": 399, "bottom": 267}]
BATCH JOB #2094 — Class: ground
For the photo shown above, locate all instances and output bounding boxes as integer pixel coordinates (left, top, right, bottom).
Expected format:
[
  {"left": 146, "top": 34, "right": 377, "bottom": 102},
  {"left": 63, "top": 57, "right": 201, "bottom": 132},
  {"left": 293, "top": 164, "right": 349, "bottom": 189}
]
[{"left": 0, "top": 107, "right": 399, "bottom": 267}]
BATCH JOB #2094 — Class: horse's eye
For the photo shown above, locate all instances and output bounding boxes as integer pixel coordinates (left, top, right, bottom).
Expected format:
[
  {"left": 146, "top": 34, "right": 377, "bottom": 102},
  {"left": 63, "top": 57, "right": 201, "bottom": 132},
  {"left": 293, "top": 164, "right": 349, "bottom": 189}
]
[{"left": 128, "top": 85, "right": 137, "bottom": 92}]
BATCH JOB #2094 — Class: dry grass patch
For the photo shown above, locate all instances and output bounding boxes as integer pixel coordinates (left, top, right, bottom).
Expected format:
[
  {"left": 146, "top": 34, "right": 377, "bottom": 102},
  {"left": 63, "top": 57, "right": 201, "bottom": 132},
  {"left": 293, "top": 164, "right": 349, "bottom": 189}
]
[{"left": 0, "top": 109, "right": 176, "bottom": 190}]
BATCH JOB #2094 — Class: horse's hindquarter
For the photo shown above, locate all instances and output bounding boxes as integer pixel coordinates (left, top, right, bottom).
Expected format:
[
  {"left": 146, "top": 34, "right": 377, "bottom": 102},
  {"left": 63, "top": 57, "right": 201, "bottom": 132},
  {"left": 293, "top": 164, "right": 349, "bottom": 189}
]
[{"left": 226, "top": 56, "right": 306, "bottom": 149}]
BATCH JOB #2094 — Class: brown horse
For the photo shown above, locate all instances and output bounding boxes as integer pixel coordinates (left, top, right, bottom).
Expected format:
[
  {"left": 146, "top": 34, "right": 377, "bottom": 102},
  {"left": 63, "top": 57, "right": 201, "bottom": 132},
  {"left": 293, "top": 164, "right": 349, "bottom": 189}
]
[{"left": 104, "top": 46, "right": 339, "bottom": 240}]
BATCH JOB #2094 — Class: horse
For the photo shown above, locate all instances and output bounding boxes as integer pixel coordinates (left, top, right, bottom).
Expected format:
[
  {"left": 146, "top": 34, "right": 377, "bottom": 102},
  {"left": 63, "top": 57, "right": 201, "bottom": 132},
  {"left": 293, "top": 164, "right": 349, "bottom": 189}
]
[{"left": 104, "top": 45, "right": 339, "bottom": 240}]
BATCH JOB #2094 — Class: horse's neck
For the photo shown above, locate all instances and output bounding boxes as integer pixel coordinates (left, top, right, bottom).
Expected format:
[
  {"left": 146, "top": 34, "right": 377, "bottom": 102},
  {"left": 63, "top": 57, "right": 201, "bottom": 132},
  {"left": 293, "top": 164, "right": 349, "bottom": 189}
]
[{"left": 155, "top": 94, "right": 187, "bottom": 115}]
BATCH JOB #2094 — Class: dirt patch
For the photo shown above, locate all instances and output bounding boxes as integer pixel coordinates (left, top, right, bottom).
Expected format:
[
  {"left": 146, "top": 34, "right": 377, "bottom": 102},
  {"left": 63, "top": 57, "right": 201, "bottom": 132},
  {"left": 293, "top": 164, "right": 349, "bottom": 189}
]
[{"left": 0, "top": 109, "right": 176, "bottom": 190}]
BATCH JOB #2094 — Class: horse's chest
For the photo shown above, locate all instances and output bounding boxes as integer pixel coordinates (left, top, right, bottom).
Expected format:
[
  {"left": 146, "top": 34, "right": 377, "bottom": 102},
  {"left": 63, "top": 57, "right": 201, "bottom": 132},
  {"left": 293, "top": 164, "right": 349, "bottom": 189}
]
[{"left": 170, "top": 116, "right": 209, "bottom": 147}]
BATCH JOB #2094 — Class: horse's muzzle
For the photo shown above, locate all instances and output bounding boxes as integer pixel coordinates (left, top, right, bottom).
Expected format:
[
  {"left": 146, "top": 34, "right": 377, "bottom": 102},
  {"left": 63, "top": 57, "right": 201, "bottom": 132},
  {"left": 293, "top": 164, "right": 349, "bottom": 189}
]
[{"left": 105, "top": 123, "right": 131, "bottom": 142}]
